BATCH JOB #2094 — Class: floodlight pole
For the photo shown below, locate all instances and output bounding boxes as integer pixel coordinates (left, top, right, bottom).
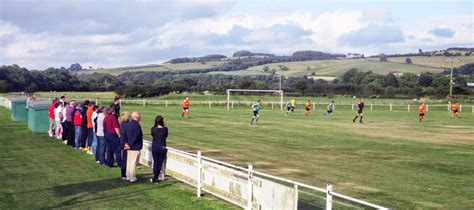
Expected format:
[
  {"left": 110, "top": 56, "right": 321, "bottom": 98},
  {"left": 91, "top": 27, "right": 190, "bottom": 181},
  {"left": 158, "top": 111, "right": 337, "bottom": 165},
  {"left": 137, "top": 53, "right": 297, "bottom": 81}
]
[{"left": 449, "top": 57, "right": 453, "bottom": 101}]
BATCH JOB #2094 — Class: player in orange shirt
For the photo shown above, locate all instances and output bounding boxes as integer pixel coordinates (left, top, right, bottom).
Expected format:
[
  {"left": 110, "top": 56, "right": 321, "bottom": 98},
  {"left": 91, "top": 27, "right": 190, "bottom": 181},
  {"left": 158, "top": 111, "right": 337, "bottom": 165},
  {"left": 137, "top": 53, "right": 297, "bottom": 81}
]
[
  {"left": 418, "top": 102, "right": 426, "bottom": 122},
  {"left": 452, "top": 102, "right": 460, "bottom": 118},
  {"left": 304, "top": 99, "right": 312, "bottom": 116},
  {"left": 182, "top": 96, "right": 190, "bottom": 118}
]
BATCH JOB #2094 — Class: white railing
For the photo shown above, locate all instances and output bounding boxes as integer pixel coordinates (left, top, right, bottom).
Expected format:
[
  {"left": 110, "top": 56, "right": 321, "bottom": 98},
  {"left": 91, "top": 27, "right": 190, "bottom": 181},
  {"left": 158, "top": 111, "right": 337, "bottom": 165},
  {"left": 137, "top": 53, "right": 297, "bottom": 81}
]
[
  {"left": 139, "top": 140, "right": 388, "bottom": 209},
  {"left": 34, "top": 97, "right": 474, "bottom": 112}
]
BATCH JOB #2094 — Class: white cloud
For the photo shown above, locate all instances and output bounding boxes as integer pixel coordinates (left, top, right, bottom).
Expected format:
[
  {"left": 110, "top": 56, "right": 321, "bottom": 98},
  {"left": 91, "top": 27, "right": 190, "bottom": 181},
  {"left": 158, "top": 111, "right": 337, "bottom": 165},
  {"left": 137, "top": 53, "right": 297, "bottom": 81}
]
[{"left": 0, "top": 1, "right": 472, "bottom": 70}]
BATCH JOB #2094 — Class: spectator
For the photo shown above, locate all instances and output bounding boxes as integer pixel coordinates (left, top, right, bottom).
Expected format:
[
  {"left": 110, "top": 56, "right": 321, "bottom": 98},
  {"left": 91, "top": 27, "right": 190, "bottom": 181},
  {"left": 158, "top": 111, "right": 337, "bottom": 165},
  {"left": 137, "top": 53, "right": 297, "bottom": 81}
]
[
  {"left": 119, "top": 112, "right": 131, "bottom": 180},
  {"left": 65, "top": 100, "right": 76, "bottom": 147},
  {"left": 124, "top": 111, "right": 143, "bottom": 183},
  {"left": 59, "top": 95, "right": 66, "bottom": 106},
  {"left": 48, "top": 98, "right": 58, "bottom": 137},
  {"left": 80, "top": 100, "right": 90, "bottom": 151},
  {"left": 96, "top": 107, "right": 106, "bottom": 165},
  {"left": 26, "top": 95, "right": 35, "bottom": 111},
  {"left": 150, "top": 115, "right": 168, "bottom": 183},
  {"left": 110, "top": 96, "right": 120, "bottom": 118},
  {"left": 74, "top": 104, "right": 83, "bottom": 149},
  {"left": 92, "top": 105, "right": 99, "bottom": 159},
  {"left": 86, "top": 101, "right": 95, "bottom": 155},
  {"left": 103, "top": 108, "right": 122, "bottom": 168},
  {"left": 61, "top": 101, "right": 69, "bottom": 144},
  {"left": 54, "top": 101, "right": 64, "bottom": 140}
]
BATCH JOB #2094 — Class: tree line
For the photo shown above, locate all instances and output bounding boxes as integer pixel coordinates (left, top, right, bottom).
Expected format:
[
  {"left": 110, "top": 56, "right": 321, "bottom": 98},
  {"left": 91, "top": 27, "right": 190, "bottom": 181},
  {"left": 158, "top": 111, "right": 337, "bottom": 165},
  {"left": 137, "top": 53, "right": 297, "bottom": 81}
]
[{"left": 0, "top": 64, "right": 472, "bottom": 98}]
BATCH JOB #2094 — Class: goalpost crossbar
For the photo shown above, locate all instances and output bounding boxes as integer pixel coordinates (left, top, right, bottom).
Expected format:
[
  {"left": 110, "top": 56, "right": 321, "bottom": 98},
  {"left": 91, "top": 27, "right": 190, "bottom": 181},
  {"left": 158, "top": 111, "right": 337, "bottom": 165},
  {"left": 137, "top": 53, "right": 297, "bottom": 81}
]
[{"left": 226, "top": 89, "right": 284, "bottom": 110}]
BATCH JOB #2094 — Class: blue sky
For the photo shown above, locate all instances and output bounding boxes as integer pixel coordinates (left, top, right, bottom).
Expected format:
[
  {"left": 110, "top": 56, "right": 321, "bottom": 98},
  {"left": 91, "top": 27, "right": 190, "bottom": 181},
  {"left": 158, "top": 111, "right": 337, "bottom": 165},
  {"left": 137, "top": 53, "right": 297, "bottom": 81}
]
[{"left": 0, "top": 0, "right": 472, "bottom": 69}]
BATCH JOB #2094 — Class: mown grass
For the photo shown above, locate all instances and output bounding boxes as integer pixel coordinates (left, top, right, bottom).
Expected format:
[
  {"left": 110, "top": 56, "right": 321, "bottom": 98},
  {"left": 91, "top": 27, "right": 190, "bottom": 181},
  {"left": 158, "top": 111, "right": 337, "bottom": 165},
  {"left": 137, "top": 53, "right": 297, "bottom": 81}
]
[
  {"left": 0, "top": 107, "right": 236, "bottom": 209},
  {"left": 246, "top": 59, "right": 443, "bottom": 76},
  {"left": 386, "top": 56, "right": 474, "bottom": 69},
  {"left": 118, "top": 103, "right": 474, "bottom": 209},
  {"left": 75, "top": 61, "right": 226, "bottom": 76}
]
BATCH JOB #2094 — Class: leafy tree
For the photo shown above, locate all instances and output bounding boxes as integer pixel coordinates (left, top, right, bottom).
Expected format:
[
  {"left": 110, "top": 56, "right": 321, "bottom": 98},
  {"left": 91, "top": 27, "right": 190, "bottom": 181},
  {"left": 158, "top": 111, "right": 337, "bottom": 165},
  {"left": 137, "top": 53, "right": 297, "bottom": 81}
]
[
  {"left": 379, "top": 53, "right": 388, "bottom": 62},
  {"left": 418, "top": 73, "right": 433, "bottom": 87},
  {"left": 405, "top": 58, "right": 412, "bottom": 64}
]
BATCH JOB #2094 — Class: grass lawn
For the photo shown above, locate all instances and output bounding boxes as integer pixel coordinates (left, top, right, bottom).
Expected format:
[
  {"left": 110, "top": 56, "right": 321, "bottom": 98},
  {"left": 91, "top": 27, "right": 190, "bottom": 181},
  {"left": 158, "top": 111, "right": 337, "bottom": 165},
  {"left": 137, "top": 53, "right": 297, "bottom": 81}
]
[
  {"left": 116, "top": 103, "right": 474, "bottom": 209},
  {"left": 246, "top": 59, "right": 443, "bottom": 76},
  {"left": 0, "top": 107, "right": 236, "bottom": 209},
  {"left": 387, "top": 56, "right": 474, "bottom": 69}
]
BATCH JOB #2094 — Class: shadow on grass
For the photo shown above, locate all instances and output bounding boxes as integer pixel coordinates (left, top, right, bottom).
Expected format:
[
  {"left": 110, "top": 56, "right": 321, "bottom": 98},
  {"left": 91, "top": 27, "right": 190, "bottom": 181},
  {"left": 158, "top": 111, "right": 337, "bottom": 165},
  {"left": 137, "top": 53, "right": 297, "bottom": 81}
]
[{"left": 50, "top": 176, "right": 177, "bottom": 208}]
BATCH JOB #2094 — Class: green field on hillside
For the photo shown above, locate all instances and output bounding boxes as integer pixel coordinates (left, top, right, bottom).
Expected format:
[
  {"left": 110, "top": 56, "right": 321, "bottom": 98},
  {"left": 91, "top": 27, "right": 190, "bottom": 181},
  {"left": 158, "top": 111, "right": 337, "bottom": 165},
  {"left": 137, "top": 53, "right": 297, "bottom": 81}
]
[
  {"left": 0, "top": 107, "right": 235, "bottom": 209},
  {"left": 75, "top": 61, "right": 226, "bottom": 76},
  {"left": 386, "top": 56, "right": 474, "bottom": 69},
  {"left": 112, "top": 103, "right": 473, "bottom": 209},
  {"left": 246, "top": 59, "right": 444, "bottom": 76}
]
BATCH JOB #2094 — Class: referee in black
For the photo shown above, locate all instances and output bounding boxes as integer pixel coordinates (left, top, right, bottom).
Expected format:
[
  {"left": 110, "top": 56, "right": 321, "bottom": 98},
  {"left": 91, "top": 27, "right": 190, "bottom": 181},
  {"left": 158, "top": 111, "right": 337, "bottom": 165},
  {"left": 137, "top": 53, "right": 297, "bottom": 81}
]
[{"left": 352, "top": 98, "right": 365, "bottom": 123}]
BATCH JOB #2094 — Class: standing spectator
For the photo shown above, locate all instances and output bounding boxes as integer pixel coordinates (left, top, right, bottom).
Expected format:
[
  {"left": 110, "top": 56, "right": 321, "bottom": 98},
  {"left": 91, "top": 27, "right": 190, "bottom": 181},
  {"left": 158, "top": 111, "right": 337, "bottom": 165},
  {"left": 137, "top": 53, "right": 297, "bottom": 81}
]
[
  {"left": 48, "top": 98, "right": 58, "bottom": 137},
  {"left": 103, "top": 108, "right": 122, "bottom": 168},
  {"left": 86, "top": 101, "right": 95, "bottom": 155},
  {"left": 54, "top": 101, "right": 64, "bottom": 139},
  {"left": 80, "top": 100, "right": 90, "bottom": 151},
  {"left": 96, "top": 107, "right": 106, "bottom": 165},
  {"left": 26, "top": 95, "right": 35, "bottom": 111},
  {"left": 61, "top": 101, "right": 69, "bottom": 144},
  {"left": 92, "top": 105, "right": 99, "bottom": 158},
  {"left": 124, "top": 111, "right": 143, "bottom": 183},
  {"left": 110, "top": 96, "right": 120, "bottom": 118},
  {"left": 65, "top": 100, "right": 76, "bottom": 147},
  {"left": 150, "top": 115, "right": 168, "bottom": 183},
  {"left": 59, "top": 95, "right": 66, "bottom": 106},
  {"left": 74, "top": 104, "right": 84, "bottom": 149},
  {"left": 119, "top": 112, "right": 131, "bottom": 180}
]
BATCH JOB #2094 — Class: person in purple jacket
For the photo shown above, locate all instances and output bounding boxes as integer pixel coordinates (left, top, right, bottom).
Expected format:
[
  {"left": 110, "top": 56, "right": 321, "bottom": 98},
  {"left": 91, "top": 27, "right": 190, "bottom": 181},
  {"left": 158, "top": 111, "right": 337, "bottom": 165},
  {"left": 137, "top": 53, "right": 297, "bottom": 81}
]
[{"left": 65, "top": 100, "right": 76, "bottom": 147}]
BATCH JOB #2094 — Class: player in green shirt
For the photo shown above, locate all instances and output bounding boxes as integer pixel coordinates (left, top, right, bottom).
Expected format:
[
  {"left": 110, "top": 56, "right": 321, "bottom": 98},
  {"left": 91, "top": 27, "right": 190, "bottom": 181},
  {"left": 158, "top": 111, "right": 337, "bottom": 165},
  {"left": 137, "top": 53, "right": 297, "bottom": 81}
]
[{"left": 251, "top": 99, "right": 262, "bottom": 125}]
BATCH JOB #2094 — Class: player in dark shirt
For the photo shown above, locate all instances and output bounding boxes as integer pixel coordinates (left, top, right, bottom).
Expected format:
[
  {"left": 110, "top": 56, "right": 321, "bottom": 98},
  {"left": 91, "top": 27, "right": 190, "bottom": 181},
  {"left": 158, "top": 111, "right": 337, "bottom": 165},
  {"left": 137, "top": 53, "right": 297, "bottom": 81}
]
[{"left": 352, "top": 98, "right": 365, "bottom": 123}]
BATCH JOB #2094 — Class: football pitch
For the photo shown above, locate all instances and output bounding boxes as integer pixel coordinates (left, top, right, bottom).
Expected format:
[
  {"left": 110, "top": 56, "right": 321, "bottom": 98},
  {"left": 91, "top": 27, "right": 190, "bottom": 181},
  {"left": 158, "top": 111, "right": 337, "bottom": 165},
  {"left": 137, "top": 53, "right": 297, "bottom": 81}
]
[{"left": 120, "top": 103, "right": 474, "bottom": 209}]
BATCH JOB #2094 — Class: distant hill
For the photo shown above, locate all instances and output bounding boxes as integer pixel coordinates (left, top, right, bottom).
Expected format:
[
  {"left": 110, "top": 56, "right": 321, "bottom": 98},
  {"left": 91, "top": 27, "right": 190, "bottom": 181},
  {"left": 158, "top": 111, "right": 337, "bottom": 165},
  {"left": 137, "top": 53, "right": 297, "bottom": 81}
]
[{"left": 74, "top": 48, "right": 474, "bottom": 77}]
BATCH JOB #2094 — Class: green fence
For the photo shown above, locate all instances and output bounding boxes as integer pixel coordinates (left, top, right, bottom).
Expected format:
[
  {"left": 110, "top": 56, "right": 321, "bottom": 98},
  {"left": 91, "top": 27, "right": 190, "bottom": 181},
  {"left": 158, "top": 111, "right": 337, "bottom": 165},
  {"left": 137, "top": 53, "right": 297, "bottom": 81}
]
[
  {"left": 28, "top": 102, "right": 51, "bottom": 133},
  {"left": 11, "top": 99, "right": 28, "bottom": 122}
]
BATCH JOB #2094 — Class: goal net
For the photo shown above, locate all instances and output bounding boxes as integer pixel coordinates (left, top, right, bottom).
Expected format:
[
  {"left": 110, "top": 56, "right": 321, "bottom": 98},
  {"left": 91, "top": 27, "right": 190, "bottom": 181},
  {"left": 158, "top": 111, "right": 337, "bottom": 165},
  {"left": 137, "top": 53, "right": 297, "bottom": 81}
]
[{"left": 226, "top": 89, "right": 284, "bottom": 110}]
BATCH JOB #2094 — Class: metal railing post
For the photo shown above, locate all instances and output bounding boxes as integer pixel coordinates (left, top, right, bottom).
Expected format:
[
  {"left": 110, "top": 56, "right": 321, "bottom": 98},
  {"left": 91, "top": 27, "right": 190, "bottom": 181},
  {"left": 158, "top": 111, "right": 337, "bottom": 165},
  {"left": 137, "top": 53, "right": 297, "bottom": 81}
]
[
  {"left": 326, "top": 184, "right": 333, "bottom": 210},
  {"left": 247, "top": 165, "right": 253, "bottom": 210},
  {"left": 197, "top": 151, "right": 202, "bottom": 198}
]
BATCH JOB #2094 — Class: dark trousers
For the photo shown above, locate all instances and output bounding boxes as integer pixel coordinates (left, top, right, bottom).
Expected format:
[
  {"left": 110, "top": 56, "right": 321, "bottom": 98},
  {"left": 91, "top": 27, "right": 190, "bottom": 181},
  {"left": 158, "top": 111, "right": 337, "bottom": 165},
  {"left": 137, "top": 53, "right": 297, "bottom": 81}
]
[
  {"left": 61, "top": 121, "right": 67, "bottom": 141},
  {"left": 80, "top": 123, "right": 88, "bottom": 148},
  {"left": 105, "top": 132, "right": 121, "bottom": 168},
  {"left": 96, "top": 136, "right": 105, "bottom": 164},
  {"left": 121, "top": 145, "right": 127, "bottom": 178},
  {"left": 65, "top": 121, "right": 75, "bottom": 147},
  {"left": 87, "top": 128, "right": 94, "bottom": 147},
  {"left": 152, "top": 146, "right": 167, "bottom": 180}
]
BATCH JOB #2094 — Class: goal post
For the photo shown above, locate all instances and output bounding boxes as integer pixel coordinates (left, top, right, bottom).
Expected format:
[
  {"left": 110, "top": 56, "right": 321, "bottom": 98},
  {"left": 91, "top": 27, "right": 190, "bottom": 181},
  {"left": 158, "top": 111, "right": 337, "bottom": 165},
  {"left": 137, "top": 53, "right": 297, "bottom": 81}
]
[{"left": 226, "top": 89, "right": 284, "bottom": 110}]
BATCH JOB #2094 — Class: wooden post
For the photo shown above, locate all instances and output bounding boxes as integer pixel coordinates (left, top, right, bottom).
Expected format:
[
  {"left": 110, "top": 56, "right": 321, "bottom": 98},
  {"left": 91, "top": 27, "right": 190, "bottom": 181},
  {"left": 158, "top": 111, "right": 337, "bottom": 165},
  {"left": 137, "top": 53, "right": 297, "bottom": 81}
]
[
  {"left": 165, "top": 100, "right": 168, "bottom": 108},
  {"left": 247, "top": 165, "right": 253, "bottom": 210},
  {"left": 209, "top": 101, "right": 211, "bottom": 109},
  {"left": 390, "top": 104, "right": 392, "bottom": 112},
  {"left": 370, "top": 103, "right": 373, "bottom": 111},
  {"left": 326, "top": 184, "right": 333, "bottom": 210},
  {"left": 408, "top": 104, "right": 410, "bottom": 112},
  {"left": 143, "top": 99, "right": 145, "bottom": 107},
  {"left": 293, "top": 184, "right": 298, "bottom": 210},
  {"left": 197, "top": 151, "right": 202, "bottom": 198},
  {"left": 271, "top": 102, "right": 274, "bottom": 109}
]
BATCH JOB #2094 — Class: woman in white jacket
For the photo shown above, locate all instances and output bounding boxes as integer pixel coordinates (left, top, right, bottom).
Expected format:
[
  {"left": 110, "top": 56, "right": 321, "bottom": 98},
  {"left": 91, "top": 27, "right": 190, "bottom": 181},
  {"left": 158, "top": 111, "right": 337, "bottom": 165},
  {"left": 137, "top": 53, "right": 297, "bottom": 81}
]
[{"left": 54, "top": 102, "right": 64, "bottom": 139}]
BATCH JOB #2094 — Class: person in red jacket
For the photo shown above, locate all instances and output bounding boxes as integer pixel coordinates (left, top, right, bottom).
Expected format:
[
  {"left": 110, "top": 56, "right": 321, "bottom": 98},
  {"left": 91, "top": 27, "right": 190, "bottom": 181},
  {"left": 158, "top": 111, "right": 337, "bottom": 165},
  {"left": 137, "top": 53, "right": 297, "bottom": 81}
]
[
  {"left": 74, "top": 104, "right": 83, "bottom": 149},
  {"left": 48, "top": 98, "right": 58, "bottom": 137}
]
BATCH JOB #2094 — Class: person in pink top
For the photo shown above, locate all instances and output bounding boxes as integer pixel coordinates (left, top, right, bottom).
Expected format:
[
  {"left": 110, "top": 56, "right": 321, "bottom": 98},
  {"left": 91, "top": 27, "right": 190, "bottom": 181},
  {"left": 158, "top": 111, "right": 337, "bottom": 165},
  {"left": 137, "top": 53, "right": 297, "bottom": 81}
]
[{"left": 48, "top": 98, "right": 58, "bottom": 137}]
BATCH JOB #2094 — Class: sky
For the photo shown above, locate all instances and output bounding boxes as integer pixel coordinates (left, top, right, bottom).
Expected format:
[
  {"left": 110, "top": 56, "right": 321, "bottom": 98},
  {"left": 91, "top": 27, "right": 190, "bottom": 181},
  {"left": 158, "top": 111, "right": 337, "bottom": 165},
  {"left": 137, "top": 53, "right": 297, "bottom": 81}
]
[{"left": 0, "top": 0, "right": 473, "bottom": 70}]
